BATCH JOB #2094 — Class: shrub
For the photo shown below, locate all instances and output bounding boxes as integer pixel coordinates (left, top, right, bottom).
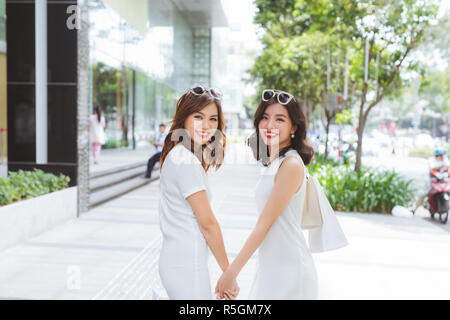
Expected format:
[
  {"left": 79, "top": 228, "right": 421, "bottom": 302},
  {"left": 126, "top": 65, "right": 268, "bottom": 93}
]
[
  {"left": 0, "top": 169, "right": 70, "bottom": 206},
  {"left": 0, "top": 178, "right": 21, "bottom": 205},
  {"left": 103, "top": 140, "right": 129, "bottom": 149},
  {"left": 310, "top": 162, "right": 415, "bottom": 214},
  {"left": 310, "top": 153, "right": 341, "bottom": 172}
]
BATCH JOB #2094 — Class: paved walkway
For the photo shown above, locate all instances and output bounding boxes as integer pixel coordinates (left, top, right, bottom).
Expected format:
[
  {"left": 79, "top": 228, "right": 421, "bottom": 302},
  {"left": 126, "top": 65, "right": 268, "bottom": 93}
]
[{"left": 0, "top": 143, "right": 450, "bottom": 299}]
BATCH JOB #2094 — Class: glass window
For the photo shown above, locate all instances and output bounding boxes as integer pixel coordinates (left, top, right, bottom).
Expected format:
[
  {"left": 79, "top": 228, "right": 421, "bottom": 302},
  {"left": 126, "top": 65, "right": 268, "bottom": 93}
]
[
  {"left": 88, "top": 0, "right": 201, "bottom": 149},
  {"left": 92, "top": 62, "right": 130, "bottom": 149}
]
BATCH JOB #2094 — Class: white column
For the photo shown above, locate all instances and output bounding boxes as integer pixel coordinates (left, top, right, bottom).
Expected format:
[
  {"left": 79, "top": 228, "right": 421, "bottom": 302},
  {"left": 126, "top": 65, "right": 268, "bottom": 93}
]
[{"left": 35, "top": 0, "right": 47, "bottom": 164}]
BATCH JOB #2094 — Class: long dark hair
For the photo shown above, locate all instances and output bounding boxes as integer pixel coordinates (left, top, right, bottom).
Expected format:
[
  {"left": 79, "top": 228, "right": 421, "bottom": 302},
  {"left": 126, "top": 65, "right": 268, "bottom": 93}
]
[
  {"left": 94, "top": 105, "right": 102, "bottom": 123},
  {"left": 160, "top": 90, "right": 227, "bottom": 172},
  {"left": 247, "top": 94, "right": 314, "bottom": 166}
]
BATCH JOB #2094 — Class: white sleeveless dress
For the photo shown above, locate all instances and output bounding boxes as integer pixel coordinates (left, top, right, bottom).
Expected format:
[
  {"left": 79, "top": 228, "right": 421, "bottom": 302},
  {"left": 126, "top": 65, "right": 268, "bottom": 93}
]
[{"left": 248, "top": 149, "right": 319, "bottom": 299}]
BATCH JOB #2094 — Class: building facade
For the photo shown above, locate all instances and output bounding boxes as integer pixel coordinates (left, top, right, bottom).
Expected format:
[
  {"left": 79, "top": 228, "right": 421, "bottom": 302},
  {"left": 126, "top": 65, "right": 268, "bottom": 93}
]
[{"left": 2, "top": 0, "right": 228, "bottom": 212}]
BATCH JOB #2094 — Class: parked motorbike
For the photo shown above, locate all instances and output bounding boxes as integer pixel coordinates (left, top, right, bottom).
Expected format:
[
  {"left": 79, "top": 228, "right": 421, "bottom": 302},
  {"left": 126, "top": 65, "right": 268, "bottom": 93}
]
[{"left": 423, "top": 167, "right": 450, "bottom": 224}]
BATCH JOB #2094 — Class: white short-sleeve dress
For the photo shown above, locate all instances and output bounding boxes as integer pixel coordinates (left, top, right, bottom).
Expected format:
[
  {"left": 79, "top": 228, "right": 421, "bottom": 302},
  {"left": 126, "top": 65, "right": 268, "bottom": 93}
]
[{"left": 158, "top": 144, "right": 213, "bottom": 300}]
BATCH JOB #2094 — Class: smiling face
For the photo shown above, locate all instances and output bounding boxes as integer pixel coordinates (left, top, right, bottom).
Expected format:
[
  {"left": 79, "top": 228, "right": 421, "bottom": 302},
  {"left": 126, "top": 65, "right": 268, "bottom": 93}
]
[
  {"left": 184, "top": 103, "right": 219, "bottom": 146},
  {"left": 258, "top": 103, "right": 296, "bottom": 150}
]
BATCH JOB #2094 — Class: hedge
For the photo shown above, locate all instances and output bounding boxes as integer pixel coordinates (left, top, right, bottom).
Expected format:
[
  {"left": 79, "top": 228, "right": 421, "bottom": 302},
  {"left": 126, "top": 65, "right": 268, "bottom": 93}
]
[
  {"left": 0, "top": 169, "right": 70, "bottom": 206},
  {"left": 309, "top": 155, "right": 415, "bottom": 214}
]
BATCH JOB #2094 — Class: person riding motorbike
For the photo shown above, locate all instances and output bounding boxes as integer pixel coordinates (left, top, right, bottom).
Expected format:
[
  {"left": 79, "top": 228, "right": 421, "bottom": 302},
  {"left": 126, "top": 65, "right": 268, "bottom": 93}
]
[
  {"left": 413, "top": 149, "right": 449, "bottom": 214},
  {"left": 428, "top": 149, "right": 449, "bottom": 172}
]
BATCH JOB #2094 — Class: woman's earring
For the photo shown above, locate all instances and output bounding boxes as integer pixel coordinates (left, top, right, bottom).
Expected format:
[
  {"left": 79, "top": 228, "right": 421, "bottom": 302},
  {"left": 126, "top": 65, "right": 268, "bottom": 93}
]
[{"left": 291, "top": 133, "right": 295, "bottom": 139}]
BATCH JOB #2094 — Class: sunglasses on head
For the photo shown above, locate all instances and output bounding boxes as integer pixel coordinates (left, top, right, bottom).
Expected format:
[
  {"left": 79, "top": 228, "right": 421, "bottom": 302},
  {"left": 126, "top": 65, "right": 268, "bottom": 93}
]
[
  {"left": 189, "top": 85, "right": 223, "bottom": 100},
  {"left": 261, "top": 89, "right": 296, "bottom": 105}
]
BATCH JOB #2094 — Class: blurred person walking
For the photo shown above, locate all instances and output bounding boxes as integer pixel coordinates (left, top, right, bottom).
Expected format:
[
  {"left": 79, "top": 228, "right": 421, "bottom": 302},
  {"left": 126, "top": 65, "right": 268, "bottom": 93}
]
[
  {"left": 121, "top": 113, "right": 129, "bottom": 146},
  {"left": 90, "top": 106, "right": 106, "bottom": 165},
  {"left": 145, "top": 123, "right": 167, "bottom": 179}
]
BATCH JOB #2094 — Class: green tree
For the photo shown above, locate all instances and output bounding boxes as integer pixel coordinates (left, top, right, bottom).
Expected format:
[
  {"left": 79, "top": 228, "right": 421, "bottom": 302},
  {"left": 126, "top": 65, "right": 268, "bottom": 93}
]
[
  {"left": 93, "top": 62, "right": 119, "bottom": 110},
  {"left": 250, "top": 0, "right": 439, "bottom": 171},
  {"left": 347, "top": 0, "right": 438, "bottom": 171},
  {"left": 418, "top": 67, "right": 450, "bottom": 139},
  {"left": 419, "top": 67, "right": 450, "bottom": 114}
]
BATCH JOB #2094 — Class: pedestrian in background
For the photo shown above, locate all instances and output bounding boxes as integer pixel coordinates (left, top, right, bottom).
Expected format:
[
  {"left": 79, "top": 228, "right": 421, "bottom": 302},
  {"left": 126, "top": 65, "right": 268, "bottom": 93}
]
[
  {"left": 145, "top": 123, "right": 167, "bottom": 179},
  {"left": 90, "top": 105, "right": 106, "bottom": 165}
]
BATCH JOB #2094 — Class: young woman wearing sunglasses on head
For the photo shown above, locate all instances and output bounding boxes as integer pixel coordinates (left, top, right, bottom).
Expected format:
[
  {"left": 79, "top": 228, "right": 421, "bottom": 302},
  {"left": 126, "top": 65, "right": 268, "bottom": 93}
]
[
  {"left": 216, "top": 89, "right": 321, "bottom": 299},
  {"left": 158, "top": 85, "right": 239, "bottom": 300}
]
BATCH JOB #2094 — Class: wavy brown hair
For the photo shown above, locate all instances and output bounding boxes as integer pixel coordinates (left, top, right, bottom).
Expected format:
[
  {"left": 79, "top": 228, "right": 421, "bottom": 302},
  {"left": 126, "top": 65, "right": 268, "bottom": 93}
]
[
  {"left": 160, "top": 90, "right": 227, "bottom": 172},
  {"left": 247, "top": 94, "right": 314, "bottom": 166}
]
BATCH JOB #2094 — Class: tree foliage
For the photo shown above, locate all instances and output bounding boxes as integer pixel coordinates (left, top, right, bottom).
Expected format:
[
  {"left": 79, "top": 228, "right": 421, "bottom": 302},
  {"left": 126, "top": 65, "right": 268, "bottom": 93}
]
[
  {"left": 250, "top": 0, "right": 439, "bottom": 170},
  {"left": 419, "top": 67, "right": 450, "bottom": 114}
]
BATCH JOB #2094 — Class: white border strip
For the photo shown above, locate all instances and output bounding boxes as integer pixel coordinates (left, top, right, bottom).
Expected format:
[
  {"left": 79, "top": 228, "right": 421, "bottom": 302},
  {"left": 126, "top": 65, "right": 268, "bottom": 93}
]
[{"left": 35, "top": 0, "right": 48, "bottom": 164}]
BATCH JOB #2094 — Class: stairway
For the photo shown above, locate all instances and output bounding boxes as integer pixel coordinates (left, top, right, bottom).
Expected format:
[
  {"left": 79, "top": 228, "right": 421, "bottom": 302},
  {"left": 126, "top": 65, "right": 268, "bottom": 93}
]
[{"left": 89, "top": 161, "right": 160, "bottom": 208}]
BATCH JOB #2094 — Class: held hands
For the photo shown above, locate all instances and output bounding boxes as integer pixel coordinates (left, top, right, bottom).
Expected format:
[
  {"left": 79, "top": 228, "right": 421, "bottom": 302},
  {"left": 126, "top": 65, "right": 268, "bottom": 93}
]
[{"left": 215, "top": 268, "right": 240, "bottom": 300}]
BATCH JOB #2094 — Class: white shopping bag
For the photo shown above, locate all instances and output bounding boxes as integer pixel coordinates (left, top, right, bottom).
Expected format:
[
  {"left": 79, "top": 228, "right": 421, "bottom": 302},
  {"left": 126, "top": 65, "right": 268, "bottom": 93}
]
[{"left": 302, "top": 174, "right": 349, "bottom": 253}]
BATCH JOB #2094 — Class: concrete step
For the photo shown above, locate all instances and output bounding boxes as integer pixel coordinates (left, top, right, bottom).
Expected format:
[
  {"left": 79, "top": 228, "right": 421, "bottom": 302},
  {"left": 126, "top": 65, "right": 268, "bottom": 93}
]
[
  {"left": 88, "top": 160, "right": 160, "bottom": 208},
  {"left": 90, "top": 161, "right": 148, "bottom": 179},
  {"left": 89, "top": 173, "right": 160, "bottom": 208},
  {"left": 90, "top": 165, "right": 148, "bottom": 192}
]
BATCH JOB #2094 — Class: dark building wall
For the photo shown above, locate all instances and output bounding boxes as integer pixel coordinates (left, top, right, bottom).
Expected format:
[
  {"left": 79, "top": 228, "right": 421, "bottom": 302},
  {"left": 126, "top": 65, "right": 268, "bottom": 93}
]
[
  {"left": 6, "top": 0, "right": 36, "bottom": 162},
  {"left": 6, "top": 0, "right": 78, "bottom": 186},
  {"left": 47, "top": 1, "right": 77, "bottom": 164}
]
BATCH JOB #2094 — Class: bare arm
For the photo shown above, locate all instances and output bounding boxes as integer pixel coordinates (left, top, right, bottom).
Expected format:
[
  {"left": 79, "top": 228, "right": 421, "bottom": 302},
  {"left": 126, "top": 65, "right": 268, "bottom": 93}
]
[
  {"left": 186, "top": 190, "right": 229, "bottom": 272},
  {"left": 215, "top": 157, "right": 304, "bottom": 297}
]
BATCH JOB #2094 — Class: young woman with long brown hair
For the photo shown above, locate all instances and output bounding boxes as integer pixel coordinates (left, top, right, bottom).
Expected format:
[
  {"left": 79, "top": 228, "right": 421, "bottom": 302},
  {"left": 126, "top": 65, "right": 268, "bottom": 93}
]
[
  {"left": 158, "top": 85, "right": 239, "bottom": 300},
  {"left": 216, "top": 89, "right": 321, "bottom": 299}
]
